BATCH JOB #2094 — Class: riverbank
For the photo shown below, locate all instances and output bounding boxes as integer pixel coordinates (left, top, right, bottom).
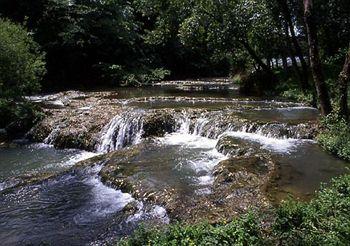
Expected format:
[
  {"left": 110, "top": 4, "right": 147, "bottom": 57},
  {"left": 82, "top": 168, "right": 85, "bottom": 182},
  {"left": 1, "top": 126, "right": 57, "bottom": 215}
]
[{"left": 119, "top": 174, "right": 350, "bottom": 245}]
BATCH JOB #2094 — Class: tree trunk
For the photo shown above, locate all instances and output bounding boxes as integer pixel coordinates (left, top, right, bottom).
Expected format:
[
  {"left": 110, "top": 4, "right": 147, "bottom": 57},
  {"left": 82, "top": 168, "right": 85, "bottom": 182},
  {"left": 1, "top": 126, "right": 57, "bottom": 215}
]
[
  {"left": 278, "top": 0, "right": 309, "bottom": 91},
  {"left": 339, "top": 45, "right": 350, "bottom": 120},
  {"left": 267, "top": 58, "right": 272, "bottom": 69},
  {"left": 283, "top": 22, "right": 303, "bottom": 81},
  {"left": 240, "top": 40, "right": 273, "bottom": 74},
  {"left": 304, "top": 0, "right": 332, "bottom": 115},
  {"left": 282, "top": 53, "right": 288, "bottom": 70}
]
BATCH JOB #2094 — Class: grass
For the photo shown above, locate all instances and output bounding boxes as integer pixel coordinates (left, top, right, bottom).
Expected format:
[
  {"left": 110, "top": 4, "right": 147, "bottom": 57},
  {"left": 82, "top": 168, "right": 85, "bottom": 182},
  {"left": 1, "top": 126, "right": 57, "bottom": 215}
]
[{"left": 118, "top": 175, "right": 350, "bottom": 245}]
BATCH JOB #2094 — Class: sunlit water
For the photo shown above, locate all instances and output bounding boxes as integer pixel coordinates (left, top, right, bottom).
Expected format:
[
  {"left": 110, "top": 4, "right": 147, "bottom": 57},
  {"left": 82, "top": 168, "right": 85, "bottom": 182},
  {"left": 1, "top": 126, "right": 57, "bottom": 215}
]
[{"left": 1, "top": 82, "right": 349, "bottom": 244}]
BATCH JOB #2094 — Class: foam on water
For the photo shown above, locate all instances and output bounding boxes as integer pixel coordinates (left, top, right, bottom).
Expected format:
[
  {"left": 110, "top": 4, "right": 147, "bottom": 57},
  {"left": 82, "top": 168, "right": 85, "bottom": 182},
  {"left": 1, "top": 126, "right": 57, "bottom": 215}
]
[
  {"left": 223, "top": 131, "right": 305, "bottom": 153},
  {"left": 74, "top": 174, "right": 134, "bottom": 224},
  {"left": 126, "top": 202, "right": 169, "bottom": 224},
  {"left": 63, "top": 151, "right": 99, "bottom": 167},
  {"left": 197, "top": 175, "right": 214, "bottom": 186},
  {"left": 160, "top": 133, "right": 218, "bottom": 149},
  {"left": 158, "top": 121, "right": 227, "bottom": 194}
]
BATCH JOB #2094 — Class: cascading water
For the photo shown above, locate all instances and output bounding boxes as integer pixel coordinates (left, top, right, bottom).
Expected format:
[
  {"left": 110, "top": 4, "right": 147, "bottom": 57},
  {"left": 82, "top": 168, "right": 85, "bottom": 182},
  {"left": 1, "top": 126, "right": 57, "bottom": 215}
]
[
  {"left": 43, "top": 125, "right": 61, "bottom": 145},
  {"left": 5, "top": 83, "right": 345, "bottom": 245},
  {"left": 98, "top": 110, "right": 145, "bottom": 153}
]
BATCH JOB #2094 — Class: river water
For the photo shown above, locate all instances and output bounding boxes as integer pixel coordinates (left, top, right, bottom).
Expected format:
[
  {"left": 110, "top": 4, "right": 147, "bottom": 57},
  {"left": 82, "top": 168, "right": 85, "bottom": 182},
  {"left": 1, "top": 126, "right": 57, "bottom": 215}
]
[{"left": 0, "top": 81, "right": 348, "bottom": 245}]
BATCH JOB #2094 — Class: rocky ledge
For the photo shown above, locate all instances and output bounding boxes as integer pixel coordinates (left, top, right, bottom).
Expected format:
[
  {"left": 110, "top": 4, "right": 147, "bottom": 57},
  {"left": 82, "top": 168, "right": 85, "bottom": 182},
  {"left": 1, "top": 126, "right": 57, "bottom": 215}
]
[
  {"left": 93, "top": 138, "right": 276, "bottom": 224},
  {"left": 25, "top": 90, "right": 319, "bottom": 151}
]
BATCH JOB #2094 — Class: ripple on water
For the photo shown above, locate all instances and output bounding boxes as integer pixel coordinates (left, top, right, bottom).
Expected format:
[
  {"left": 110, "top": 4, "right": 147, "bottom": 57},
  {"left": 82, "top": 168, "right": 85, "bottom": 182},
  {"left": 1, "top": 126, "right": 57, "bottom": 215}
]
[{"left": 0, "top": 166, "right": 135, "bottom": 245}]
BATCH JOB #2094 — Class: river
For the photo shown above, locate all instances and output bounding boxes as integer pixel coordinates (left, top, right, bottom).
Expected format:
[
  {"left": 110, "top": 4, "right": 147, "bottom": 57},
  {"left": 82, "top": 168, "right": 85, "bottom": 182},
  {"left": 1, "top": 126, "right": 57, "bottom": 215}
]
[{"left": 0, "top": 80, "right": 348, "bottom": 245}]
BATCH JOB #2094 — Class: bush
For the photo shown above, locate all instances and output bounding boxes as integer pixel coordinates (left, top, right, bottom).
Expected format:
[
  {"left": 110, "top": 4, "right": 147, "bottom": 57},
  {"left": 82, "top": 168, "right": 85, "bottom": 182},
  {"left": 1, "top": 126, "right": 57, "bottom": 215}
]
[
  {"left": 0, "top": 99, "right": 44, "bottom": 137},
  {"left": 281, "top": 88, "right": 314, "bottom": 104},
  {"left": 97, "top": 62, "right": 170, "bottom": 87},
  {"left": 0, "top": 18, "right": 45, "bottom": 99},
  {"left": 274, "top": 175, "right": 350, "bottom": 245},
  {"left": 119, "top": 175, "right": 350, "bottom": 246},
  {"left": 121, "top": 68, "right": 170, "bottom": 87},
  {"left": 0, "top": 19, "right": 46, "bottom": 136},
  {"left": 317, "top": 112, "right": 350, "bottom": 161},
  {"left": 119, "top": 212, "right": 265, "bottom": 246}
]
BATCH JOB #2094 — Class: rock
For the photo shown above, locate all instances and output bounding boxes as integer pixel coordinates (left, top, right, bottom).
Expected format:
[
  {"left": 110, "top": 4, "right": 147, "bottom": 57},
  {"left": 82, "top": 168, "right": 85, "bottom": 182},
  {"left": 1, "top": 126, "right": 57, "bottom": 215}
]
[
  {"left": 41, "top": 100, "right": 66, "bottom": 109},
  {"left": 27, "top": 91, "right": 124, "bottom": 150},
  {"left": 96, "top": 143, "right": 276, "bottom": 224},
  {"left": 142, "top": 110, "right": 177, "bottom": 137},
  {"left": 216, "top": 135, "right": 258, "bottom": 156}
]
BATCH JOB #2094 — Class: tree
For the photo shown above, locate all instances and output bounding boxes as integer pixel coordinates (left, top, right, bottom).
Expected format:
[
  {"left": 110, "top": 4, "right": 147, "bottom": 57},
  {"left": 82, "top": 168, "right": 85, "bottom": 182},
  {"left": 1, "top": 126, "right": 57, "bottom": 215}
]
[
  {"left": 0, "top": 18, "right": 45, "bottom": 99},
  {"left": 338, "top": 45, "right": 350, "bottom": 120},
  {"left": 303, "top": 0, "right": 332, "bottom": 115}
]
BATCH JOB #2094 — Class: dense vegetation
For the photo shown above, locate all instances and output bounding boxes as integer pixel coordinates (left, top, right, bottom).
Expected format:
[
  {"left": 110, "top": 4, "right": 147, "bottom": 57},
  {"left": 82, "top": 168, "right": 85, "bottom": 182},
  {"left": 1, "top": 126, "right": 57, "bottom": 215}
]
[
  {"left": 1, "top": 0, "right": 348, "bottom": 151},
  {"left": 0, "top": 19, "right": 45, "bottom": 135},
  {"left": 120, "top": 174, "right": 350, "bottom": 245},
  {"left": 0, "top": 1, "right": 349, "bottom": 244}
]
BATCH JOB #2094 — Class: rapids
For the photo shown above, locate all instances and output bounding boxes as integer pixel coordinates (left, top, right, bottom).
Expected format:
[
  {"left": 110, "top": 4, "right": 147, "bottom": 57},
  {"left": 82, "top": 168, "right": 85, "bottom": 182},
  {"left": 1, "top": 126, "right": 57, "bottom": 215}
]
[{"left": 1, "top": 80, "right": 349, "bottom": 244}]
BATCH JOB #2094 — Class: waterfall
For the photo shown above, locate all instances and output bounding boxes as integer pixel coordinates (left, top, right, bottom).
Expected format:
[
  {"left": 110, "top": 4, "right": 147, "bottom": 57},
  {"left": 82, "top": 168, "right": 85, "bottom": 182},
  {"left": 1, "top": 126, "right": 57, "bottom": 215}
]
[
  {"left": 43, "top": 125, "right": 61, "bottom": 145},
  {"left": 97, "top": 108, "right": 315, "bottom": 154},
  {"left": 174, "top": 110, "right": 313, "bottom": 140},
  {"left": 98, "top": 110, "right": 145, "bottom": 153}
]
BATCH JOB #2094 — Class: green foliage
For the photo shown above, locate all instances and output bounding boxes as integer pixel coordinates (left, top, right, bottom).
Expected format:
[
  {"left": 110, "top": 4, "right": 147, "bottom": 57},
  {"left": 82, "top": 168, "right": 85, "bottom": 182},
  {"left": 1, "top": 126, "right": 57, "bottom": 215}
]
[
  {"left": 0, "top": 18, "right": 45, "bottom": 99},
  {"left": 317, "top": 112, "right": 350, "bottom": 161},
  {"left": 97, "top": 62, "right": 170, "bottom": 86},
  {"left": 121, "top": 68, "right": 170, "bottom": 87},
  {"left": 274, "top": 175, "right": 350, "bottom": 245},
  {"left": 119, "top": 212, "right": 265, "bottom": 246},
  {"left": 119, "top": 175, "right": 350, "bottom": 245},
  {"left": 0, "top": 98, "right": 44, "bottom": 135},
  {"left": 281, "top": 88, "right": 313, "bottom": 104}
]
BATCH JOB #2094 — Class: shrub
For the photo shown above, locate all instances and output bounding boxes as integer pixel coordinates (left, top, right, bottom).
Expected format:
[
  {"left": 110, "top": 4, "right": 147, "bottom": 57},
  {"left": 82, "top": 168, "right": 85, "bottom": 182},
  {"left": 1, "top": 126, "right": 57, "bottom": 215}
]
[
  {"left": 121, "top": 68, "right": 170, "bottom": 87},
  {"left": 0, "top": 18, "right": 45, "bottom": 99},
  {"left": 0, "top": 99, "right": 44, "bottom": 137},
  {"left": 317, "top": 112, "right": 350, "bottom": 161},
  {"left": 274, "top": 175, "right": 350, "bottom": 245},
  {"left": 0, "top": 19, "right": 46, "bottom": 134},
  {"left": 119, "top": 212, "right": 265, "bottom": 246},
  {"left": 96, "top": 62, "right": 170, "bottom": 87},
  {"left": 281, "top": 88, "right": 314, "bottom": 104}
]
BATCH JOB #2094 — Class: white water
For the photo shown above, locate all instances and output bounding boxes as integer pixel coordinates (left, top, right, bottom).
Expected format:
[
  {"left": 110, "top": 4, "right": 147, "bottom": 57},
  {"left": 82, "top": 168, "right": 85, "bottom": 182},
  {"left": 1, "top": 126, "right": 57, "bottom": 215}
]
[
  {"left": 159, "top": 116, "right": 227, "bottom": 192},
  {"left": 74, "top": 166, "right": 134, "bottom": 223},
  {"left": 126, "top": 201, "right": 169, "bottom": 224},
  {"left": 222, "top": 131, "right": 308, "bottom": 153},
  {"left": 98, "top": 110, "right": 145, "bottom": 153}
]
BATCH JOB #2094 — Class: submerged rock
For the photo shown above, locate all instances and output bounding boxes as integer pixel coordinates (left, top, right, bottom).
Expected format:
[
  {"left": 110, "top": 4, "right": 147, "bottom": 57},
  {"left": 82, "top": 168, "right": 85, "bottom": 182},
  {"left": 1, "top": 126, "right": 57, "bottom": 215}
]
[{"left": 96, "top": 142, "right": 276, "bottom": 224}]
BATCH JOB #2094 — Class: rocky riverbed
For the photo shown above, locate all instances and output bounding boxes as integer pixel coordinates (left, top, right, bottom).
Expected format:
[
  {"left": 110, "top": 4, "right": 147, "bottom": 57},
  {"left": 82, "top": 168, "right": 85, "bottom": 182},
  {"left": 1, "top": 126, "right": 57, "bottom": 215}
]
[{"left": 1, "top": 80, "right": 348, "bottom": 245}]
